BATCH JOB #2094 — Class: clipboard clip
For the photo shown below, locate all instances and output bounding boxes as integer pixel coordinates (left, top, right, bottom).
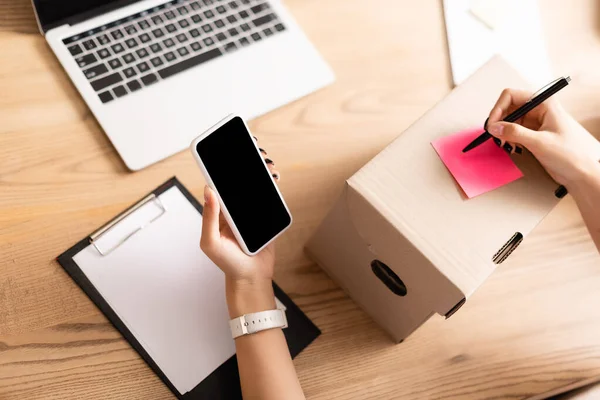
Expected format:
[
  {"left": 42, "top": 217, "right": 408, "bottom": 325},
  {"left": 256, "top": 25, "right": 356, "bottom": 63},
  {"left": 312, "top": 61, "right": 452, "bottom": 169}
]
[{"left": 90, "top": 194, "right": 166, "bottom": 256}]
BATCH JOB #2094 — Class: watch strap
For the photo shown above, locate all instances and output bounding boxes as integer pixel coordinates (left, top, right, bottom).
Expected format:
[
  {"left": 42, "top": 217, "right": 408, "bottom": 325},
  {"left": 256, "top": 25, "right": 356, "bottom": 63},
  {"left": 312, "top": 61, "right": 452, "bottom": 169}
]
[{"left": 229, "top": 309, "right": 288, "bottom": 339}]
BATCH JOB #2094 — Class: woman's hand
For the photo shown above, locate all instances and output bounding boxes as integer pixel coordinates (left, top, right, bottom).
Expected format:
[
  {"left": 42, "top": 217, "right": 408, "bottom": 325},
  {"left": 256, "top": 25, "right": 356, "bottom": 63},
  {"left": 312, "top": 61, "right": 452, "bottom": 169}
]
[
  {"left": 486, "top": 88, "right": 600, "bottom": 190},
  {"left": 200, "top": 140, "right": 281, "bottom": 318}
]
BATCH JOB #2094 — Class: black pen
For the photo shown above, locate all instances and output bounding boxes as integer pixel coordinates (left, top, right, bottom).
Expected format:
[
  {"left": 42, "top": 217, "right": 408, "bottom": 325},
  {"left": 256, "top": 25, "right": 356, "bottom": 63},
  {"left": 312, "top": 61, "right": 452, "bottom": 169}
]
[{"left": 462, "top": 76, "right": 571, "bottom": 153}]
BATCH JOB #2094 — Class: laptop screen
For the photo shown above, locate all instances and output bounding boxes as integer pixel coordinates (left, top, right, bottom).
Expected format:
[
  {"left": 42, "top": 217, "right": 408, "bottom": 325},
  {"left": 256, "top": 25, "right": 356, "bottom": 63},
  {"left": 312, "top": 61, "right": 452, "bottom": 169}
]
[{"left": 34, "top": 0, "right": 138, "bottom": 32}]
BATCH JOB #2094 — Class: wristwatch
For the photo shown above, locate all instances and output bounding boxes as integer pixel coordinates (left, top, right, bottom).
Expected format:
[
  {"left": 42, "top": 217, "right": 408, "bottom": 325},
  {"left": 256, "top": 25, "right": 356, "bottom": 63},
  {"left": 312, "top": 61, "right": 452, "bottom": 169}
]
[{"left": 229, "top": 308, "right": 288, "bottom": 339}]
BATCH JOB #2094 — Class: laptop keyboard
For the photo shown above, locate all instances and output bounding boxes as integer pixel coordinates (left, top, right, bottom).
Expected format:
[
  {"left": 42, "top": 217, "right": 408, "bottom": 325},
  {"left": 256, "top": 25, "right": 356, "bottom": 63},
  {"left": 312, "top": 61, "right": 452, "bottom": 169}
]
[{"left": 62, "top": 0, "right": 286, "bottom": 104}]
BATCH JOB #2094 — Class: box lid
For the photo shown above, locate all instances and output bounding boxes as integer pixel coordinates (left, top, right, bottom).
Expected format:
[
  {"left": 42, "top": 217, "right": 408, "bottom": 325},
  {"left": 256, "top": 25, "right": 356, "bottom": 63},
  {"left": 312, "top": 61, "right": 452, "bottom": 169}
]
[{"left": 347, "top": 57, "right": 560, "bottom": 297}]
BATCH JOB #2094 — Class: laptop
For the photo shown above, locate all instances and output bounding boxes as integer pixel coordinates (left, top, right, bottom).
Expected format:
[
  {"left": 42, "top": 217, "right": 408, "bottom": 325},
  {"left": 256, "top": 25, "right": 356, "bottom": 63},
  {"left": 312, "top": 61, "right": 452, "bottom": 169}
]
[{"left": 33, "top": 0, "right": 335, "bottom": 170}]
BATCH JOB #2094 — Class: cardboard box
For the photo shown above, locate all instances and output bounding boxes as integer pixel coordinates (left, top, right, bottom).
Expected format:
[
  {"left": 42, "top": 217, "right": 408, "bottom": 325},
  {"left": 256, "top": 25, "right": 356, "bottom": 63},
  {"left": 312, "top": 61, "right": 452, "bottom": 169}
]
[{"left": 306, "top": 57, "right": 561, "bottom": 342}]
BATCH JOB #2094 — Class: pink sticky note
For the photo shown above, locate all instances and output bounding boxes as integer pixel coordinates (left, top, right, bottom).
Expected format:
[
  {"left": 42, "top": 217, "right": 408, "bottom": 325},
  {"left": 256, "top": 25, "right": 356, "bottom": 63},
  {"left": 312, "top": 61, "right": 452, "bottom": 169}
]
[{"left": 431, "top": 127, "right": 523, "bottom": 198}]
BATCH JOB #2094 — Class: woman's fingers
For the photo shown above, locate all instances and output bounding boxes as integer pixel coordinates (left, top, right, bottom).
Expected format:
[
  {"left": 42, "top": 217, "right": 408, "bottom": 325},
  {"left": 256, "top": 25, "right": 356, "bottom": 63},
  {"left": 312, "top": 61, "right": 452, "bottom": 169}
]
[
  {"left": 255, "top": 138, "right": 281, "bottom": 181},
  {"left": 510, "top": 142, "right": 524, "bottom": 154},
  {"left": 487, "top": 88, "right": 553, "bottom": 130},
  {"left": 492, "top": 136, "right": 505, "bottom": 148},
  {"left": 488, "top": 121, "right": 548, "bottom": 154},
  {"left": 271, "top": 169, "right": 280, "bottom": 181},
  {"left": 218, "top": 211, "right": 227, "bottom": 232},
  {"left": 255, "top": 137, "right": 274, "bottom": 165},
  {"left": 502, "top": 141, "right": 515, "bottom": 154},
  {"left": 200, "top": 186, "right": 222, "bottom": 254},
  {"left": 487, "top": 87, "right": 557, "bottom": 155},
  {"left": 488, "top": 89, "right": 533, "bottom": 123},
  {"left": 262, "top": 151, "right": 279, "bottom": 180},
  {"left": 492, "top": 137, "right": 523, "bottom": 155}
]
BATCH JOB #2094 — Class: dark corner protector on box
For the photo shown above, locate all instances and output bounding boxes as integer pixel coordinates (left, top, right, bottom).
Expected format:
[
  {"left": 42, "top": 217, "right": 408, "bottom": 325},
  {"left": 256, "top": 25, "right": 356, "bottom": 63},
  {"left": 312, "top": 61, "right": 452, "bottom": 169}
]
[
  {"left": 492, "top": 231, "right": 524, "bottom": 265},
  {"left": 445, "top": 298, "right": 466, "bottom": 319},
  {"left": 554, "top": 185, "right": 568, "bottom": 198}
]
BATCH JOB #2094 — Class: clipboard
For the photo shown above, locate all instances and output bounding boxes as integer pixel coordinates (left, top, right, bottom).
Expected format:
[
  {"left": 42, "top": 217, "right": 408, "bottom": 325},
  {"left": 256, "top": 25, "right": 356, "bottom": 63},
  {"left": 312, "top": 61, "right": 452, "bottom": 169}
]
[{"left": 57, "top": 177, "right": 320, "bottom": 399}]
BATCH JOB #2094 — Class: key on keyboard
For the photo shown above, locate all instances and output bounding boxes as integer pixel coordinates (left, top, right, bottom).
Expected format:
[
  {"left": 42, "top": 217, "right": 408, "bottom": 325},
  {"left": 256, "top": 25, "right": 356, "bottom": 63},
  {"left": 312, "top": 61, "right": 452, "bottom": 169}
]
[
  {"left": 91, "top": 72, "right": 123, "bottom": 91},
  {"left": 108, "top": 58, "right": 123, "bottom": 69},
  {"left": 76, "top": 54, "right": 98, "bottom": 68},
  {"left": 84, "top": 64, "right": 108, "bottom": 79},
  {"left": 113, "top": 85, "right": 128, "bottom": 97}
]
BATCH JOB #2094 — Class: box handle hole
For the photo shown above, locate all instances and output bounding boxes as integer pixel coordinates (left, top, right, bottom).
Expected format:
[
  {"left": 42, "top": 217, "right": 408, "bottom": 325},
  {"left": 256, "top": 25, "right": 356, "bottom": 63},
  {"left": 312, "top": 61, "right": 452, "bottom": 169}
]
[{"left": 371, "top": 260, "right": 407, "bottom": 297}]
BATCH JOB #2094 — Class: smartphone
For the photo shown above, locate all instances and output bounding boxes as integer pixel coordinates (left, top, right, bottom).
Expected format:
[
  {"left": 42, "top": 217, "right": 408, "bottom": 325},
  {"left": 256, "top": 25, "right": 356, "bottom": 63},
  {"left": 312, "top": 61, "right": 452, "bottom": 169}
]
[{"left": 191, "top": 115, "right": 292, "bottom": 256}]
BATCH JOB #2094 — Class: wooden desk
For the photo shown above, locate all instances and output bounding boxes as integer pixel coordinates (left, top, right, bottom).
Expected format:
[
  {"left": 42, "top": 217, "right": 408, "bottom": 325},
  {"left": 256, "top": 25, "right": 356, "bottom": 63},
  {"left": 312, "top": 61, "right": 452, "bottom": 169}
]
[{"left": 1, "top": 0, "right": 600, "bottom": 399}]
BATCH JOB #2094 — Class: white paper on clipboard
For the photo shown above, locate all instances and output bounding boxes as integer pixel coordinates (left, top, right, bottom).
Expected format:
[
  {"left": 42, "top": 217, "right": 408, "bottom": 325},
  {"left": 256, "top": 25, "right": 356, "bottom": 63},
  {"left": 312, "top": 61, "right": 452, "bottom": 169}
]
[{"left": 72, "top": 186, "right": 280, "bottom": 395}]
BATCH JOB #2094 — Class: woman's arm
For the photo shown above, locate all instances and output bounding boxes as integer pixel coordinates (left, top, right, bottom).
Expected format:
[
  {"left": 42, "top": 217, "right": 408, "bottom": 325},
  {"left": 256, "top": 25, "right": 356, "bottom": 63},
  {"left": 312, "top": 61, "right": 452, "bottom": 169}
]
[
  {"left": 226, "top": 281, "right": 305, "bottom": 400},
  {"left": 569, "top": 161, "right": 600, "bottom": 251},
  {"left": 200, "top": 147, "right": 305, "bottom": 400}
]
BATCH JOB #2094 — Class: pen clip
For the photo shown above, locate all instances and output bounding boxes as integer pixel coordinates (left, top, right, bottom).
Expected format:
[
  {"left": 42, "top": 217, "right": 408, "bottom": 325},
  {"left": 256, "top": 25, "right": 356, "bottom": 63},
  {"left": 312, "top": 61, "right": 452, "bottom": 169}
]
[{"left": 528, "top": 76, "right": 570, "bottom": 102}]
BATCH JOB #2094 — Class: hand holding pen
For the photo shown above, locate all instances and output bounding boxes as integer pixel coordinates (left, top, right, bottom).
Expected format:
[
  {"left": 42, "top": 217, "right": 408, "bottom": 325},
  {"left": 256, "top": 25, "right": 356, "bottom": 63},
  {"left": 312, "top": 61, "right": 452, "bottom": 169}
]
[
  {"left": 463, "top": 77, "right": 571, "bottom": 154},
  {"left": 482, "top": 85, "right": 600, "bottom": 198}
]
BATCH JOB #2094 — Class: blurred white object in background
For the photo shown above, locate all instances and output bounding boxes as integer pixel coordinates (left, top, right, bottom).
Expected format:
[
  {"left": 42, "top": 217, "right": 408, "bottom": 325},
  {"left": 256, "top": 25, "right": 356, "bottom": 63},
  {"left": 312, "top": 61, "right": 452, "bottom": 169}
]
[
  {"left": 443, "top": 0, "right": 552, "bottom": 87},
  {"left": 469, "top": 0, "right": 511, "bottom": 30}
]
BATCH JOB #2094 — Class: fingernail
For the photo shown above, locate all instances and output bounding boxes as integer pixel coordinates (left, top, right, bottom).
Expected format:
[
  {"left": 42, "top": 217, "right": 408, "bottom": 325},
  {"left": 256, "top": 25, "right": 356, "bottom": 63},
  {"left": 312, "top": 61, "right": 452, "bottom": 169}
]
[
  {"left": 253, "top": 136, "right": 258, "bottom": 142},
  {"left": 503, "top": 143, "right": 513, "bottom": 154},
  {"left": 259, "top": 148, "right": 267, "bottom": 155},
  {"left": 515, "top": 146, "right": 523, "bottom": 154},
  {"left": 488, "top": 123, "right": 503, "bottom": 136},
  {"left": 204, "top": 185, "right": 210, "bottom": 204},
  {"left": 272, "top": 173, "right": 279, "bottom": 180},
  {"left": 265, "top": 158, "right": 274, "bottom": 165},
  {"left": 493, "top": 137, "right": 502, "bottom": 147}
]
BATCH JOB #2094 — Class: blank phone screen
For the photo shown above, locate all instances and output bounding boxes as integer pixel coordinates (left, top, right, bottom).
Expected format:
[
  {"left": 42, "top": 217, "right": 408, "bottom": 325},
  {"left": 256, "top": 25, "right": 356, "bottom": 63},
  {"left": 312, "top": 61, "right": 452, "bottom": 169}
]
[{"left": 196, "top": 117, "right": 291, "bottom": 253}]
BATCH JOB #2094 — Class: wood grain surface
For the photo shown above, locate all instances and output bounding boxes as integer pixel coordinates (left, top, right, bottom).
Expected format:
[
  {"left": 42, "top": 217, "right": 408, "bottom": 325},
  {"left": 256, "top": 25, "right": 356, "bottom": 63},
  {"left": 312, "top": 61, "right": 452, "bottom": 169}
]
[{"left": 1, "top": 0, "right": 600, "bottom": 399}]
